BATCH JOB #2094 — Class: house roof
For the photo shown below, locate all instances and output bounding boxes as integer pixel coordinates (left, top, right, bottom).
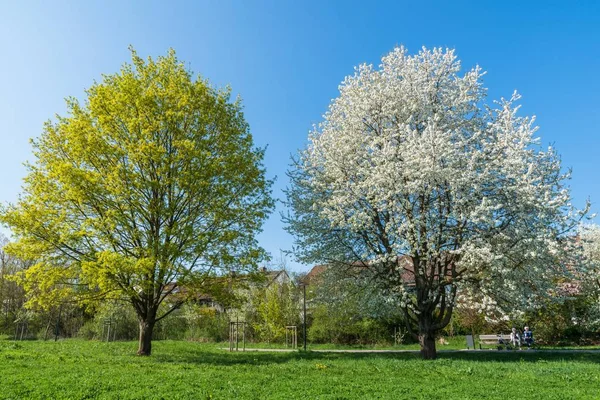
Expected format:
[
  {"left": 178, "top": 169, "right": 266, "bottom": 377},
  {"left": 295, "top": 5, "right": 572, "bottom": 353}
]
[
  {"left": 262, "top": 269, "right": 290, "bottom": 287},
  {"left": 303, "top": 264, "right": 328, "bottom": 285},
  {"left": 303, "top": 256, "right": 422, "bottom": 286}
]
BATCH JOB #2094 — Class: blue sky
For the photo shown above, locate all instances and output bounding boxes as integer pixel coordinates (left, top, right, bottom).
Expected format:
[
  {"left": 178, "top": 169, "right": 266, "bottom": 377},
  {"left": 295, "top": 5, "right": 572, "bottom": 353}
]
[{"left": 1, "top": 1, "right": 599, "bottom": 271}]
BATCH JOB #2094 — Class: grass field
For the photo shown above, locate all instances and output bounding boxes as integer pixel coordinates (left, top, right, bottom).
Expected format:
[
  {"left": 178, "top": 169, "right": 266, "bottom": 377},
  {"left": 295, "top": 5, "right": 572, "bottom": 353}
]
[
  {"left": 0, "top": 340, "right": 599, "bottom": 399},
  {"left": 235, "top": 335, "right": 468, "bottom": 351}
]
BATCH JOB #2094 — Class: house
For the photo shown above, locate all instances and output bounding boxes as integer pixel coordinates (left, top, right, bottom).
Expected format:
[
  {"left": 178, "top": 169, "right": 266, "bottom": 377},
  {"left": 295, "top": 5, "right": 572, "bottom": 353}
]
[
  {"left": 302, "top": 264, "right": 328, "bottom": 286},
  {"left": 303, "top": 256, "right": 417, "bottom": 287},
  {"left": 259, "top": 267, "right": 291, "bottom": 288},
  {"left": 168, "top": 268, "right": 291, "bottom": 313}
]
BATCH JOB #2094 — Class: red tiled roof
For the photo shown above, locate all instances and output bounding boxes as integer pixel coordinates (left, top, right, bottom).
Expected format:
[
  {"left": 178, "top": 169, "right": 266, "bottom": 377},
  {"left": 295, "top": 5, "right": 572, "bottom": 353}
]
[
  {"left": 303, "top": 264, "right": 328, "bottom": 284},
  {"left": 302, "top": 255, "right": 459, "bottom": 286}
]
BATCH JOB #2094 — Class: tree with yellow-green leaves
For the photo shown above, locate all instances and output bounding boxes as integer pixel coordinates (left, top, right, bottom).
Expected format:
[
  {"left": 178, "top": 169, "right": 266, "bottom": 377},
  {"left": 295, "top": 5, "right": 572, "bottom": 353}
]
[{"left": 0, "top": 48, "right": 274, "bottom": 355}]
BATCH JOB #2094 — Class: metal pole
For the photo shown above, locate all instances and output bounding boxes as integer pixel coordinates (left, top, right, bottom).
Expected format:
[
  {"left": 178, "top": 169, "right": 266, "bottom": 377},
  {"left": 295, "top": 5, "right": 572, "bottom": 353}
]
[{"left": 303, "top": 284, "right": 307, "bottom": 351}]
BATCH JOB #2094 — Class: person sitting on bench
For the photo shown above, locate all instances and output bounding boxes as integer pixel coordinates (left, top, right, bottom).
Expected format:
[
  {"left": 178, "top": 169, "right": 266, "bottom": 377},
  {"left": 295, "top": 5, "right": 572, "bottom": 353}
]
[
  {"left": 510, "top": 327, "right": 521, "bottom": 348},
  {"left": 523, "top": 326, "right": 534, "bottom": 348},
  {"left": 497, "top": 334, "right": 507, "bottom": 349}
]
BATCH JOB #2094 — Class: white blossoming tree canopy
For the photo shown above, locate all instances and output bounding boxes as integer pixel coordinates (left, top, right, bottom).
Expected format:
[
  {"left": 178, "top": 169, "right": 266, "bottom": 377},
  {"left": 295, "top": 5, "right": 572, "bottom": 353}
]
[
  {"left": 581, "top": 224, "right": 600, "bottom": 290},
  {"left": 285, "top": 46, "right": 588, "bottom": 359}
]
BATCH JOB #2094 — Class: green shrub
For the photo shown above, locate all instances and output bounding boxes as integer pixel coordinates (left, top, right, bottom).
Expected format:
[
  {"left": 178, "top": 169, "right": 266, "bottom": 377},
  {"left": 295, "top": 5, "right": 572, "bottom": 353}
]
[
  {"left": 77, "top": 301, "right": 138, "bottom": 341},
  {"left": 182, "top": 304, "right": 229, "bottom": 342}
]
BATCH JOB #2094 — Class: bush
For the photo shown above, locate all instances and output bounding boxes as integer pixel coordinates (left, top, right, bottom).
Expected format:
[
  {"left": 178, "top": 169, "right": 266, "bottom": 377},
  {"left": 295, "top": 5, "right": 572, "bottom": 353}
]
[
  {"left": 241, "top": 283, "right": 301, "bottom": 344},
  {"left": 78, "top": 301, "right": 138, "bottom": 341},
  {"left": 309, "top": 304, "right": 392, "bottom": 345},
  {"left": 182, "top": 304, "right": 229, "bottom": 342}
]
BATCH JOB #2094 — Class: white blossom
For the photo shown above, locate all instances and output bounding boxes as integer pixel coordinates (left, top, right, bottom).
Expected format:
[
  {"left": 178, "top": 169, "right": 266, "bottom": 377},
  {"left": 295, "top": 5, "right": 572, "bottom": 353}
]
[{"left": 286, "top": 47, "right": 587, "bottom": 357}]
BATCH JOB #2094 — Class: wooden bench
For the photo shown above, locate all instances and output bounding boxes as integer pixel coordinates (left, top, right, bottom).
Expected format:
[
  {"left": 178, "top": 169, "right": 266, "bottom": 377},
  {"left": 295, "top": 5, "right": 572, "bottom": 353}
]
[{"left": 478, "top": 334, "right": 513, "bottom": 350}]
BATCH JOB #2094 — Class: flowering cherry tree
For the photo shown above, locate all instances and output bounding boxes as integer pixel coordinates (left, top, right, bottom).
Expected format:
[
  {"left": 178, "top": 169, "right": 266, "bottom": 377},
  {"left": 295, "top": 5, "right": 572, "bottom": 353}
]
[
  {"left": 286, "top": 47, "right": 587, "bottom": 359},
  {"left": 581, "top": 225, "right": 600, "bottom": 290}
]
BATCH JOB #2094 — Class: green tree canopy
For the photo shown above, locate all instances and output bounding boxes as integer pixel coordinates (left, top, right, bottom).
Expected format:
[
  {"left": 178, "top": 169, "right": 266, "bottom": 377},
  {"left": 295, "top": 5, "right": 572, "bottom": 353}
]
[{"left": 0, "top": 48, "right": 274, "bottom": 355}]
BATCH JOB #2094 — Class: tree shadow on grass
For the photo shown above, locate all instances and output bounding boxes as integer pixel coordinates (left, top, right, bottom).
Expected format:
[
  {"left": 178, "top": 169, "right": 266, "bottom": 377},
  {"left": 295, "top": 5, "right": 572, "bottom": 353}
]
[
  {"left": 150, "top": 347, "right": 600, "bottom": 366},
  {"left": 151, "top": 348, "right": 329, "bottom": 366},
  {"left": 436, "top": 350, "right": 600, "bottom": 364}
]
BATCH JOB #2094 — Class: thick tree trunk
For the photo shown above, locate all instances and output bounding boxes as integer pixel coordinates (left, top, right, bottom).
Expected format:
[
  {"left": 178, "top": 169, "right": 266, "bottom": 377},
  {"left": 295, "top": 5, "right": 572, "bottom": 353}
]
[
  {"left": 419, "top": 330, "right": 437, "bottom": 359},
  {"left": 137, "top": 319, "right": 155, "bottom": 356},
  {"left": 418, "top": 314, "right": 437, "bottom": 360}
]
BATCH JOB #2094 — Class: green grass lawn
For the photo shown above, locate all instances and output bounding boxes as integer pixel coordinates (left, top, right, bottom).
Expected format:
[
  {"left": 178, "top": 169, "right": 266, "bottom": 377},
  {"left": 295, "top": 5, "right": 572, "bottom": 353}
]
[
  {"left": 225, "top": 335, "right": 599, "bottom": 351},
  {"left": 222, "top": 335, "right": 469, "bottom": 351},
  {"left": 0, "top": 339, "right": 599, "bottom": 399}
]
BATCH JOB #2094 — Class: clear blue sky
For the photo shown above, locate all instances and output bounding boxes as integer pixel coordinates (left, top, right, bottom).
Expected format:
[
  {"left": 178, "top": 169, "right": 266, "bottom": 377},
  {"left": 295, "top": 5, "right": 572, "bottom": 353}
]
[{"left": 1, "top": 1, "right": 599, "bottom": 271}]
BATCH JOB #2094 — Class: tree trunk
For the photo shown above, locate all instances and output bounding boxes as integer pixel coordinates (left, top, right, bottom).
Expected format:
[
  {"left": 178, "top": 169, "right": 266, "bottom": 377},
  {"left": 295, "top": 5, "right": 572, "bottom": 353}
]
[
  {"left": 418, "top": 314, "right": 437, "bottom": 360},
  {"left": 43, "top": 318, "right": 52, "bottom": 341},
  {"left": 419, "top": 330, "right": 437, "bottom": 359},
  {"left": 137, "top": 319, "right": 155, "bottom": 356}
]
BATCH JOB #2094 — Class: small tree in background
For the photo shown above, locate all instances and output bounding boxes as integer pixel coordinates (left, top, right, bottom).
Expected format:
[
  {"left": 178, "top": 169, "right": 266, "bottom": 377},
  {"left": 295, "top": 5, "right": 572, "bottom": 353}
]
[
  {"left": 250, "top": 281, "right": 299, "bottom": 343},
  {"left": 1, "top": 48, "right": 274, "bottom": 355},
  {"left": 286, "top": 46, "right": 587, "bottom": 359},
  {"left": 0, "top": 234, "right": 27, "bottom": 334}
]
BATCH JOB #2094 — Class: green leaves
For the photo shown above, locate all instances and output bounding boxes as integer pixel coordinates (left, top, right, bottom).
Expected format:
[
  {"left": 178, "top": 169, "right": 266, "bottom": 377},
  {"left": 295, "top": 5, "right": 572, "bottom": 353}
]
[{"left": 1, "top": 48, "right": 274, "bottom": 330}]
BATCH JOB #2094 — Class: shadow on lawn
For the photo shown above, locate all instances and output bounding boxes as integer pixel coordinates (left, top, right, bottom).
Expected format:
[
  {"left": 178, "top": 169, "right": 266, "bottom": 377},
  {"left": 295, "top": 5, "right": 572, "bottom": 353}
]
[
  {"left": 152, "top": 348, "right": 330, "bottom": 366},
  {"left": 151, "top": 347, "right": 600, "bottom": 366},
  {"left": 436, "top": 351, "right": 600, "bottom": 364}
]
